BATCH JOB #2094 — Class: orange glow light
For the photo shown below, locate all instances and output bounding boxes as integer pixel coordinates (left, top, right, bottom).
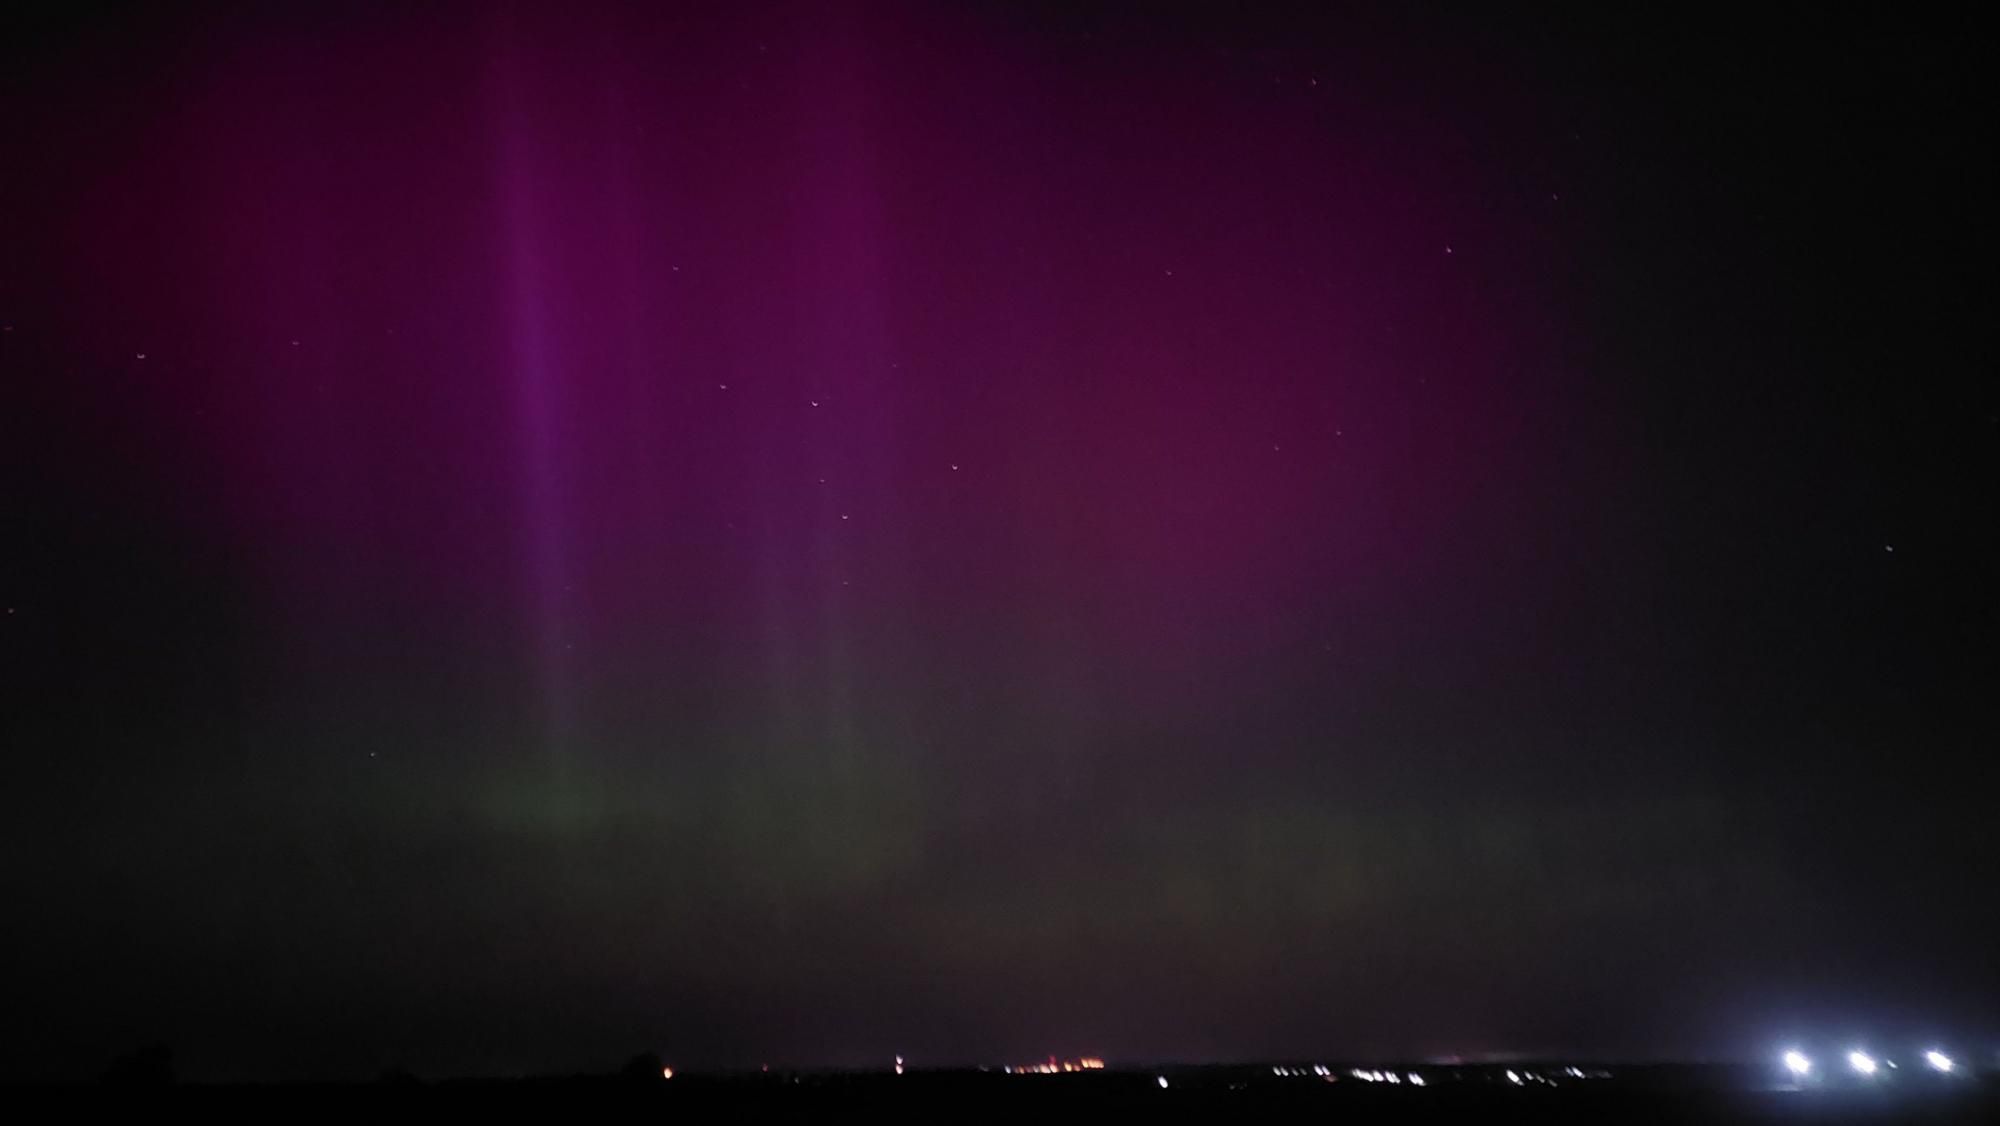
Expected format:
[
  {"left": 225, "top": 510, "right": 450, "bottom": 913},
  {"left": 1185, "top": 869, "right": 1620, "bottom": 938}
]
[{"left": 1012, "top": 1056, "right": 1106, "bottom": 1074}]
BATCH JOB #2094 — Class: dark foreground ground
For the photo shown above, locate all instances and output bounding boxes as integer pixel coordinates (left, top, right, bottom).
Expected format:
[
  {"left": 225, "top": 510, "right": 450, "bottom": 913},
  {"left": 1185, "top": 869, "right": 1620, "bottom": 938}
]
[{"left": 24, "top": 1067, "right": 1996, "bottom": 1123}]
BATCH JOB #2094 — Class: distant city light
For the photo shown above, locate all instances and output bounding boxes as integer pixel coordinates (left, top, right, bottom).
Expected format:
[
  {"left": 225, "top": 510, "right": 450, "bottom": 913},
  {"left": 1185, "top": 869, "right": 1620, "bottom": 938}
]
[
  {"left": 1847, "top": 1051, "right": 1877, "bottom": 1076},
  {"left": 660, "top": 1066, "right": 674, "bottom": 1080},
  {"left": 1010, "top": 1056, "right": 1103, "bottom": 1074},
  {"left": 1408, "top": 1073, "right": 1426, "bottom": 1086},
  {"left": 1782, "top": 1050, "right": 1812, "bottom": 1077},
  {"left": 1925, "top": 1050, "right": 1954, "bottom": 1073},
  {"left": 1506, "top": 1070, "right": 1522, "bottom": 1085},
  {"left": 1156, "top": 1076, "right": 1169, "bottom": 1089}
]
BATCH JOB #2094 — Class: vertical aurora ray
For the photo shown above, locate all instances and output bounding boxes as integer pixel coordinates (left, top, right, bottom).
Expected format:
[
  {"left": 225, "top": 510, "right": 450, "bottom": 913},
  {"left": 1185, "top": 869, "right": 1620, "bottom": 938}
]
[{"left": 490, "top": 25, "right": 579, "bottom": 768}]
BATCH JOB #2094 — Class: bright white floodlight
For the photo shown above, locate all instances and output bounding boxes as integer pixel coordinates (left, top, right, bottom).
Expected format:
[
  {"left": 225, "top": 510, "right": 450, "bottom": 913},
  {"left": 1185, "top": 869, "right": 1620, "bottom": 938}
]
[
  {"left": 1924, "top": 1050, "right": 1954, "bottom": 1073},
  {"left": 1847, "top": 1051, "right": 1877, "bottom": 1076},
  {"left": 1782, "top": 1050, "right": 1812, "bottom": 1076}
]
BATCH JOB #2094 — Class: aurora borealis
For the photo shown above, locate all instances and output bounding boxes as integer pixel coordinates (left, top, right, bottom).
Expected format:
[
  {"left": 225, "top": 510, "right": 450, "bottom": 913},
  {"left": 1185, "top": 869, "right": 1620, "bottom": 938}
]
[{"left": 3, "top": 3, "right": 1993, "bottom": 1082}]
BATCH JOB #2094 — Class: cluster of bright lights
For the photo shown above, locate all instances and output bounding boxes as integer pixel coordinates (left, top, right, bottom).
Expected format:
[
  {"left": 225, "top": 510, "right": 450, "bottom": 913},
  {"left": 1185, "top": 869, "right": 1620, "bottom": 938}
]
[
  {"left": 1271, "top": 1064, "right": 1335, "bottom": 1079},
  {"left": 1780, "top": 1046, "right": 1960, "bottom": 1080},
  {"left": 1346, "top": 1068, "right": 1424, "bottom": 1085},
  {"left": 1005, "top": 1056, "right": 1105, "bottom": 1074}
]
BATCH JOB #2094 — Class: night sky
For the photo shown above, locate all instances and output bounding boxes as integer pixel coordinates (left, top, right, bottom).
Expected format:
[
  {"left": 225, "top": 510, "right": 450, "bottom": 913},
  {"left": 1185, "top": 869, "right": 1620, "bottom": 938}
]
[{"left": 3, "top": 2, "right": 1993, "bottom": 1082}]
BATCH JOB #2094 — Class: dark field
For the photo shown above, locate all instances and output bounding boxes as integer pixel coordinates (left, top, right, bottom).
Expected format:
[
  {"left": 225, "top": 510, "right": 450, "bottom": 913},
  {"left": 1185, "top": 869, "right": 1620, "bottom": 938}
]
[{"left": 36, "top": 1066, "right": 1997, "bottom": 1123}]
